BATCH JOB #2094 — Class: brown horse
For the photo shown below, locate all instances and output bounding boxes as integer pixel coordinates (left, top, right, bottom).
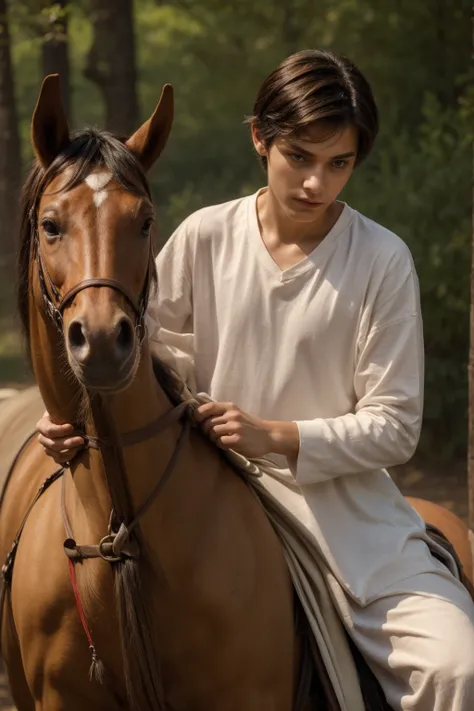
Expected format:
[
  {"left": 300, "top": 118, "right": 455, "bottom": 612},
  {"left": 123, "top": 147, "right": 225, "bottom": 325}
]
[
  {"left": 0, "top": 74, "right": 472, "bottom": 711},
  {"left": 407, "top": 497, "right": 473, "bottom": 581},
  {"left": 0, "top": 76, "right": 305, "bottom": 711}
]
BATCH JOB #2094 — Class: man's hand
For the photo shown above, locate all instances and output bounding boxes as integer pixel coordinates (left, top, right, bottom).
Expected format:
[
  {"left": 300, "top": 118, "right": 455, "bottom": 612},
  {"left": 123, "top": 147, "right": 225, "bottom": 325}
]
[
  {"left": 194, "top": 401, "right": 300, "bottom": 463},
  {"left": 36, "top": 411, "right": 84, "bottom": 465}
]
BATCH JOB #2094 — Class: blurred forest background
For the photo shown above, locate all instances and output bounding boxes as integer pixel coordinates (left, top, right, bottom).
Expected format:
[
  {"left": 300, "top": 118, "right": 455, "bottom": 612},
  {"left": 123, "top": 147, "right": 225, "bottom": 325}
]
[{"left": 0, "top": 0, "right": 473, "bottom": 465}]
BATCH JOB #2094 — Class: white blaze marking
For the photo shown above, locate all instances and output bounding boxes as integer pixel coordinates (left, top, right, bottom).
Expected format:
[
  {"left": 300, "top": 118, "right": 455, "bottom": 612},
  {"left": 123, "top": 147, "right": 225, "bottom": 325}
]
[{"left": 85, "top": 171, "right": 113, "bottom": 208}]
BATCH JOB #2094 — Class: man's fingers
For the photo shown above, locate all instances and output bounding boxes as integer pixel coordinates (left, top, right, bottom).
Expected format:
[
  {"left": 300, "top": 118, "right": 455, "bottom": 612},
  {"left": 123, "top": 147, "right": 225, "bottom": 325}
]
[
  {"left": 195, "top": 402, "right": 233, "bottom": 422},
  {"left": 37, "top": 434, "right": 84, "bottom": 451},
  {"left": 43, "top": 447, "right": 81, "bottom": 465},
  {"left": 63, "top": 437, "right": 84, "bottom": 448},
  {"left": 212, "top": 422, "right": 239, "bottom": 436},
  {"left": 195, "top": 404, "right": 220, "bottom": 422},
  {"left": 36, "top": 418, "right": 75, "bottom": 439},
  {"left": 200, "top": 415, "right": 228, "bottom": 434},
  {"left": 216, "top": 434, "right": 240, "bottom": 450}
]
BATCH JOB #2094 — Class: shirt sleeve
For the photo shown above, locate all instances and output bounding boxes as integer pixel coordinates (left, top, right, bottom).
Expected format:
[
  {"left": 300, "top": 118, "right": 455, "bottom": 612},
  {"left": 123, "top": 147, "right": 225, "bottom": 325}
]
[
  {"left": 294, "top": 250, "right": 424, "bottom": 485},
  {"left": 146, "top": 217, "right": 197, "bottom": 392}
]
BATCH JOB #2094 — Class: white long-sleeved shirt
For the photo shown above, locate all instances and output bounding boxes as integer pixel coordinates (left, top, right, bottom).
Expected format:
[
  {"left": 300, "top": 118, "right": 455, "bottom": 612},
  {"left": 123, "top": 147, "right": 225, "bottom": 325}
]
[{"left": 148, "top": 191, "right": 435, "bottom": 603}]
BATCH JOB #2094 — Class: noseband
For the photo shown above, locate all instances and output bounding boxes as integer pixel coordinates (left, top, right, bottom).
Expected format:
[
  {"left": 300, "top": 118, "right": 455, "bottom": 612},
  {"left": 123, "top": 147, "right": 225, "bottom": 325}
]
[{"left": 35, "top": 233, "right": 152, "bottom": 338}]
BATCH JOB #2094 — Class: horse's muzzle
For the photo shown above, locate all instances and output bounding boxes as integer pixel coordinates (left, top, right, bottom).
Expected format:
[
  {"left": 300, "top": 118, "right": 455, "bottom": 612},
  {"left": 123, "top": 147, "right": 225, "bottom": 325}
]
[{"left": 67, "top": 314, "right": 138, "bottom": 391}]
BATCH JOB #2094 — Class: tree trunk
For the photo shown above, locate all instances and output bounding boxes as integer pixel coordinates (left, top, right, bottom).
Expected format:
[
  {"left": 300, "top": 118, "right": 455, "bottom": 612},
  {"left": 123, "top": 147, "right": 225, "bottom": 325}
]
[
  {"left": 0, "top": 0, "right": 22, "bottom": 285},
  {"left": 468, "top": 2, "right": 474, "bottom": 532},
  {"left": 40, "top": 1, "right": 71, "bottom": 120},
  {"left": 84, "top": 0, "right": 139, "bottom": 136}
]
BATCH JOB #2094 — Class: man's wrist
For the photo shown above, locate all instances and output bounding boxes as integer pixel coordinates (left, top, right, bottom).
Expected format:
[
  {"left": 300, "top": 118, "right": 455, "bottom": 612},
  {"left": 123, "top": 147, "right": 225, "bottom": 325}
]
[{"left": 264, "top": 420, "right": 300, "bottom": 461}]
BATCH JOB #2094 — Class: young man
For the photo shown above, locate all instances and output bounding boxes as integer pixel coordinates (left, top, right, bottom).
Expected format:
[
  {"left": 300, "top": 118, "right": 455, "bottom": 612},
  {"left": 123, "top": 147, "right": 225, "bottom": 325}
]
[{"left": 37, "top": 50, "right": 474, "bottom": 710}]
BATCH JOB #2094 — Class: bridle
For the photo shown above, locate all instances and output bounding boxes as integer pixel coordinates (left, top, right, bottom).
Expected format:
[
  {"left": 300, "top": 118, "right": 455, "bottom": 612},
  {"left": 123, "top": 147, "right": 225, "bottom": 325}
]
[
  {"left": 34, "top": 228, "right": 152, "bottom": 339},
  {"left": 29, "top": 208, "right": 197, "bottom": 561}
]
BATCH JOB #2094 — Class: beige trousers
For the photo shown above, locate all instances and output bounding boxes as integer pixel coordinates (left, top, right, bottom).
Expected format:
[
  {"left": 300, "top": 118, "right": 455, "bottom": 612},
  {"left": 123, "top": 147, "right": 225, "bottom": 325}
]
[{"left": 337, "top": 559, "right": 474, "bottom": 710}]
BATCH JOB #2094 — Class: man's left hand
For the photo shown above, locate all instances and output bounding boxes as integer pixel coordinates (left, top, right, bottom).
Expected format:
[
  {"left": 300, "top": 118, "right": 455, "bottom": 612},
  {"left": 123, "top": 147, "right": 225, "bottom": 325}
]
[{"left": 194, "top": 401, "right": 273, "bottom": 458}]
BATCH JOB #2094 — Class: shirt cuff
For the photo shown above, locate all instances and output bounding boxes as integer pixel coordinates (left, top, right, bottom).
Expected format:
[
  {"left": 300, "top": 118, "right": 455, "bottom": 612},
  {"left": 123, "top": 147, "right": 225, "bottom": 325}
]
[{"left": 294, "top": 419, "right": 331, "bottom": 485}]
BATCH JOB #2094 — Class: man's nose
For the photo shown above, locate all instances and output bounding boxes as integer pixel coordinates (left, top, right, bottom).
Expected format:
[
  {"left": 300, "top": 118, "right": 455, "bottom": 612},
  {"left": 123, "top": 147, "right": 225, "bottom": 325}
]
[{"left": 303, "top": 170, "right": 323, "bottom": 194}]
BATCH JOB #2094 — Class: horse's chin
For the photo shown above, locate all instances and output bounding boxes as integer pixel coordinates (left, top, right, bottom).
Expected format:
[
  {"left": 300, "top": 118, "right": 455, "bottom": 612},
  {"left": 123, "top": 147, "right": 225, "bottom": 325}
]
[{"left": 69, "top": 352, "right": 139, "bottom": 394}]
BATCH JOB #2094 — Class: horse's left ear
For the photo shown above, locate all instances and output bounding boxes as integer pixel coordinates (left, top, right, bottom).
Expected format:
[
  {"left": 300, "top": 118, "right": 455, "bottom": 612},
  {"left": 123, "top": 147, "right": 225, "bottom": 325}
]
[
  {"left": 126, "top": 84, "right": 174, "bottom": 172},
  {"left": 31, "top": 74, "right": 70, "bottom": 169}
]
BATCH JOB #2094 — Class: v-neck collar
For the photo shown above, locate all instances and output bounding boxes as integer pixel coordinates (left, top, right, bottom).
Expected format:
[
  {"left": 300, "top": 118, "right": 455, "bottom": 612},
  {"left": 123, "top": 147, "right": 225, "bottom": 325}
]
[{"left": 246, "top": 188, "right": 353, "bottom": 283}]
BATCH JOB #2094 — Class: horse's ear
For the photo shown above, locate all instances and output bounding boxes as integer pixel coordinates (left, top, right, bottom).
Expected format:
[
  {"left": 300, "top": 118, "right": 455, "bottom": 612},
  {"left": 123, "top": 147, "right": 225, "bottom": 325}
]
[
  {"left": 126, "top": 84, "right": 174, "bottom": 172},
  {"left": 31, "top": 74, "right": 70, "bottom": 169}
]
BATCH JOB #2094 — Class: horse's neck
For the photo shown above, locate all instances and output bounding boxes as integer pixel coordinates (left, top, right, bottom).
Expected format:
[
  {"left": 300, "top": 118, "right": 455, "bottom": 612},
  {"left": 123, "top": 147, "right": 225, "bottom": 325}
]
[
  {"left": 94, "top": 342, "right": 180, "bottom": 514},
  {"left": 29, "top": 279, "right": 179, "bottom": 526}
]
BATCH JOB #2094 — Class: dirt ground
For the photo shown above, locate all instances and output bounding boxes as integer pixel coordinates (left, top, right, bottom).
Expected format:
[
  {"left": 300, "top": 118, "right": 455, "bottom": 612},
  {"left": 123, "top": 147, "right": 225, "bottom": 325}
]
[{"left": 0, "top": 385, "right": 469, "bottom": 708}]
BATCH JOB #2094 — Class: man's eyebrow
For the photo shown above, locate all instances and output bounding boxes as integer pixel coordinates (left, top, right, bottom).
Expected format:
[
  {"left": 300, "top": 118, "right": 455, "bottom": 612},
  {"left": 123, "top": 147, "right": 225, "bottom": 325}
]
[
  {"left": 286, "top": 141, "right": 356, "bottom": 160},
  {"left": 331, "top": 151, "right": 356, "bottom": 159},
  {"left": 286, "top": 141, "right": 315, "bottom": 156}
]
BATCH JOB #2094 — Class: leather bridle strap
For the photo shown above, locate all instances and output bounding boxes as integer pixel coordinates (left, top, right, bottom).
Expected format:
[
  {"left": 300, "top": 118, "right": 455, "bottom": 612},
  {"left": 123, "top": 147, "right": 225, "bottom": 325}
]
[
  {"left": 35, "top": 233, "right": 153, "bottom": 336},
  {"left": 58, "top": 278, "right": 142, "bottom": 318},
  {"left": 62, "top": 410, "right": 193, "bottom": 563},
  {"left": 82, "top": 399, "right": 196, "bottom": 450}
]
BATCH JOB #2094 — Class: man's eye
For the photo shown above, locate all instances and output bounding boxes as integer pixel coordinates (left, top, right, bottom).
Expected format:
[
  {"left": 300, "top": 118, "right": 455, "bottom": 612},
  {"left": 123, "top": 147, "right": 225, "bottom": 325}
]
[
  {"left": 289, "top": 153, "right": 306, "bottom": 163},
  {"left": 332, "top": 159, "right": 348, "bottom": 169},
  {"left": 41, "top": 219, "right": 60, "bottom": 238}
]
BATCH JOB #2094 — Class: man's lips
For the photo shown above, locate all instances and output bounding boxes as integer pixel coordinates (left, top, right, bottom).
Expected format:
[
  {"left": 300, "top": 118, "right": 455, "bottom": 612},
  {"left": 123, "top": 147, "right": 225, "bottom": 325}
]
[{"left": 294, "top": 197, "right": 323, "bottom": 206}]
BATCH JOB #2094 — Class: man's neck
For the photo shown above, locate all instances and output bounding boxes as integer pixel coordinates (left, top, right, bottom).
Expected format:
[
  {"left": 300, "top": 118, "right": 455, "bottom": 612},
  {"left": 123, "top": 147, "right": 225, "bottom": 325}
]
[{"left": 256, "top": 188, "right": 343, "bottom": 249}]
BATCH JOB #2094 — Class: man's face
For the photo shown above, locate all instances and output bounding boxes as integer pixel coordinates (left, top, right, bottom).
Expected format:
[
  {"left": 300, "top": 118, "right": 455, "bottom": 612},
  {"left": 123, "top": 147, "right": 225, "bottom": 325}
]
[{"left": 253, "top": 123, "right": 358, "bottom": 222}]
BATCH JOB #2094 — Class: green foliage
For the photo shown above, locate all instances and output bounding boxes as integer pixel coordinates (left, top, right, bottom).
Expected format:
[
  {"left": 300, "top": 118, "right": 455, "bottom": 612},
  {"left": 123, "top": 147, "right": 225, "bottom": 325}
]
[
  {"left": 344, "top": 91, "right": 472, "bottom": 459},
  {"left": 6, "top": 0, "right": 473, "bottom": 461}
]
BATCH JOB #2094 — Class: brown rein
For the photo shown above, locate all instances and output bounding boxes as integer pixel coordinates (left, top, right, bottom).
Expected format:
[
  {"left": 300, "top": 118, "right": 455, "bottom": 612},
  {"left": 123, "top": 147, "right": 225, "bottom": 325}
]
[
  {"left": 62, "top": 399, "right": 195, "bottom": 564},
  {"left": 1, "top": 399, "right": 196, "bottom": 585}
]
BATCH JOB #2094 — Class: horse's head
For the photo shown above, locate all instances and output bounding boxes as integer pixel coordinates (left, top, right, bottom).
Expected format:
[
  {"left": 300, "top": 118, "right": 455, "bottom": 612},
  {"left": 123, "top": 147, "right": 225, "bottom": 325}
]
[{"left": 21, "top": 75, "right": 173, "bottom": 393}]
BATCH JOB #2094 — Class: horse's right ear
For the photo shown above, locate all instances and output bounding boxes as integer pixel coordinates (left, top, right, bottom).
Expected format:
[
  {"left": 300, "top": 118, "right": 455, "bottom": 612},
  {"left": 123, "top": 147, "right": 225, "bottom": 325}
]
[{"left": 31, "top": 74, "right": 70, "bottom": 169}]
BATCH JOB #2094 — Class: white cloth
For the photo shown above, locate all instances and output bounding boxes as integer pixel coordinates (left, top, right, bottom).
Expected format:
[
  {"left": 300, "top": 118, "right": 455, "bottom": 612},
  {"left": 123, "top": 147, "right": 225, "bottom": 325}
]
[
  {"left": 148, "top": 190, "right": 439, "bottom": 605},
  {"left": 340, "top": 564, "right": 474, "bottom": 710},
  {"left": 147, "top": 191, "right": 474, "bottom": 709},
  {"left": 189, "top": 394, "right": 474, "bottom": 711}
]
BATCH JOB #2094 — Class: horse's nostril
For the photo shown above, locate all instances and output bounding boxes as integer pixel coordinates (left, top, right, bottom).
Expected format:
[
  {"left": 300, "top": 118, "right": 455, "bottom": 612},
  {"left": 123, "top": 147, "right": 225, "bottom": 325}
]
[
  {"left": 116, "top": 317, "right": 133, "bottom": 355},
  {"left": 68, "top": 320, "right": 87, "bottom": 351}
]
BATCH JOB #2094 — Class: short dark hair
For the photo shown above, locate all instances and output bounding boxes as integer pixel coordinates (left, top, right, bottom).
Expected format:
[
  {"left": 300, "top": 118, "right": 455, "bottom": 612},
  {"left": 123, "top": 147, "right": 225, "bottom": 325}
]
[{"left": 248, "top": 49, "right": 379, "bottom": 168}]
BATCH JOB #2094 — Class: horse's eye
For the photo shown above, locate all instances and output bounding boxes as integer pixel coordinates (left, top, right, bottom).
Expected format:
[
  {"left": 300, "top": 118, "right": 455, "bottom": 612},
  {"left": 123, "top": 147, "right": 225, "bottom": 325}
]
[
  {"left": 41, "top": 219, "right": 60, "bottom": 239},
  {"left": 141, "top": 218, "right": 154, "bottom": 236}
]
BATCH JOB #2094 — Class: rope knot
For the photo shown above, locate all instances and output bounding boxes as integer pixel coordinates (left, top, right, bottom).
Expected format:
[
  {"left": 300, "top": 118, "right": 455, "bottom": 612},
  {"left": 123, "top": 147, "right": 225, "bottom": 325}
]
[{"left": 110, "top": 521, "right": 140, "bottom": 560}]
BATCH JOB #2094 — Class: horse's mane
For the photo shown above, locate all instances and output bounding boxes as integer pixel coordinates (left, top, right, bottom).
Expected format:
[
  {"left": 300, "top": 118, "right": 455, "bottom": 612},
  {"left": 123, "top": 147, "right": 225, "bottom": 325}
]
[
  {"left": 17, "top": 126, "right": 155, "bottom": 350},
  {"left": 151, "top": 354, "right": 187, "bottom": 406}
]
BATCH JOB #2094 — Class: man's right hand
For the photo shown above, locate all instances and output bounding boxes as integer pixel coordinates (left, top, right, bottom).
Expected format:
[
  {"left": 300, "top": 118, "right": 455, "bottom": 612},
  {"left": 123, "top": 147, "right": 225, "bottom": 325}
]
[{"left": 36, "top": 411, "right": 85, "bottom": 465}]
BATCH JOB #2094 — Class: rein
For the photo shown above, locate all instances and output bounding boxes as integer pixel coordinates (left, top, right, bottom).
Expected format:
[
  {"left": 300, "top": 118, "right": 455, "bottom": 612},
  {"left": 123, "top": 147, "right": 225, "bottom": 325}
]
[
  {"left": 62, "top": 399, "right": 194, "bottom": 564},
  {"left": 1, "top": 396, "right": 196, "bottom": 687}
]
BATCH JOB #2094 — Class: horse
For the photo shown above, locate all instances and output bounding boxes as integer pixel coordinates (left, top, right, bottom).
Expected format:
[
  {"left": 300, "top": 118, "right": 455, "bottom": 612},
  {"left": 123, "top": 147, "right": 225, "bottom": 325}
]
[
  {"left": 0, "top": 74, "right": 472, "bottom": 711},
  {"left": 0, "top": 75, "right": 309, "bottom": 711}
]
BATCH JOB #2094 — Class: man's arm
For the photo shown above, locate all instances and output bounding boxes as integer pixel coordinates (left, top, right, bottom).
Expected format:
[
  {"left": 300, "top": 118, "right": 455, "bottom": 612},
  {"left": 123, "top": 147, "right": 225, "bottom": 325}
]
[
  {"left": 198, "top": 250, "right": 424, "bottom": 482},
  {"left": 147, "top": 216, "right": 197, "bottom": 391}
]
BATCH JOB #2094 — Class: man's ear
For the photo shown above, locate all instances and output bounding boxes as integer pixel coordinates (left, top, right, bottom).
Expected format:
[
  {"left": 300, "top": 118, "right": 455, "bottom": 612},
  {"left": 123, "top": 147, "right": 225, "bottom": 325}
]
[{"left": 251, "top": 123, "right": 267, "bottom": 157}]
